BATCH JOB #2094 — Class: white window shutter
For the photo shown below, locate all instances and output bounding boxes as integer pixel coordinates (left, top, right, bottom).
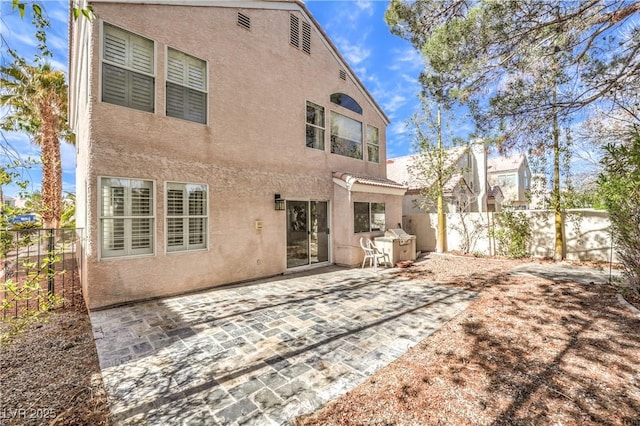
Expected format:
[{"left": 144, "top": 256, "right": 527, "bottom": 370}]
[
  {"left": 102, "top": 64, "right": 127, "bottom": 106},
  {"left": 130, "top": 73, "right": 154, "bottom": 112},
  {"left": 187, "top": 61, "right": 206, "bottom": 91},
  {"left": 167, "top": 53, "right": 185, "bottom": 86},
  {"left": 103, "top": 29, "right": 127, "bottom": 66},
  {"left": 130, "top": 37, "right": 154, "bottom": 75},
  {"left": 187, "top": 90, "right": 206, "bottom": 123}
]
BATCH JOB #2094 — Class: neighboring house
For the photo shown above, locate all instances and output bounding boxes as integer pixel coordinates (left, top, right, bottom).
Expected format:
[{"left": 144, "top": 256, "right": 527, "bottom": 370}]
[
  {"left": 2, "top": 196, "right": 28, "bottom": 209},
  {"left": 486, "top": 154, "right": 531, "bottom": 209},
  {"left": 69, "top": 0, "right": 405, "bottom": 309},
  {"left": 386, "top": 142, "right": 489, "bottom": 214},
  {"left": 486, "top": 185, "right": 504, "bottom": 212}
]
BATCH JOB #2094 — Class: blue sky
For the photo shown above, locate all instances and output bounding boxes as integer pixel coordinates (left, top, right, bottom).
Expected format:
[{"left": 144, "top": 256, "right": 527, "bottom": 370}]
[{"left": 0, "top": 0, "right": 458, "bottom": 198}]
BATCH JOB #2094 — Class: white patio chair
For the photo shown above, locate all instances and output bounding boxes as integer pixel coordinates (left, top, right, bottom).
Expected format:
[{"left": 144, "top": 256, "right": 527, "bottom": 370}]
[{"left": 360, "top": 237, "right": 390, "bottom": 270}]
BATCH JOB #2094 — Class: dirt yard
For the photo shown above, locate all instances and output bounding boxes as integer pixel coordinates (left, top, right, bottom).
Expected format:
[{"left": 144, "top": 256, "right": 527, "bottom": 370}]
[
  {"left": 298, "top": 254, "right": 640, "bottom": 425},
  {"left": 0, "top": 305, "right": 110, "bottom": 425},
  {"left": 1, "top": 254, "right": 639, "bottom": 425}
]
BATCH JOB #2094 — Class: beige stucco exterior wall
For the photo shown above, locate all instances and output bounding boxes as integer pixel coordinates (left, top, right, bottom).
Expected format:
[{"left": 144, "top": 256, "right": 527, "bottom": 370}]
[
  {"left": 70, "top": 2, "right": 404, "bottom": 309},
  {"left": 404, "top": 209, "right": 616, "bottom": 262},
  {"left": 332, "top": 184, "right": 404, "bottom": 266}
]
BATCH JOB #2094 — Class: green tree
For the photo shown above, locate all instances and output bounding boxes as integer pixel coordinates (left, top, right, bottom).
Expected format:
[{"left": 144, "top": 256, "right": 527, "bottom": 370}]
[
  {"left": 385, "top": 0, "right": 640, "bottom": 260},
  {"left": 409, "top": 98, "right": 471, "bottom": 252},
  {"left": 1, "top": 52, "right": 73, "bottom": 228},
  {"left": 598, "top": 129, "right": 640, "bottom": 295}
]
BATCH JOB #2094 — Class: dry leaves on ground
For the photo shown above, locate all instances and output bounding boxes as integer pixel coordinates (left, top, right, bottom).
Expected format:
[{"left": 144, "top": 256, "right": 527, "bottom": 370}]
[
  {"left": 0, "top": 306, "right": 110, "bottom": 425},
  {"left": 1, "top": 254, "right": 639, "bottom": 425},
  {"left": 298, "top": 255, "right": 640, "bottom": 425}
]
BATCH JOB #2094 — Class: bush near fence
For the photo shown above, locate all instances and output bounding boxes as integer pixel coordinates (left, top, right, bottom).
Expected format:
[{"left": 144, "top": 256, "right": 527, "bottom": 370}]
[
  {"left": 1, "top": 228, "right": 83, "bottom": 320},
  {"left": 403, "top": 209, "right": 617, "bottom": 263}
]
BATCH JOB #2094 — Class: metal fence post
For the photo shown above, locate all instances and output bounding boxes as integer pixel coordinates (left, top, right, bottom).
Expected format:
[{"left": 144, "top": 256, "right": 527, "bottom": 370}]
[{"left": 47, "top": 229, "right": 55, "bottom": 295}]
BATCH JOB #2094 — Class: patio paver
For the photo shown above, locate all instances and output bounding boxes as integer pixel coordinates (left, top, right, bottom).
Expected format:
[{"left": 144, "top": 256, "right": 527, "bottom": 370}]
[{"left": 90, "top": 266, "right": 477, "bottom": 425}]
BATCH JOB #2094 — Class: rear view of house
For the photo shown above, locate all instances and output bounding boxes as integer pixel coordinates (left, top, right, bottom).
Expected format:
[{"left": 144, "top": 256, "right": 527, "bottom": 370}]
[
  {"left": 69, "top": 0, "right": 405, "bottom": 309},
  {"left": 487, "top": 154, "right": 531, "bottom": 208}
]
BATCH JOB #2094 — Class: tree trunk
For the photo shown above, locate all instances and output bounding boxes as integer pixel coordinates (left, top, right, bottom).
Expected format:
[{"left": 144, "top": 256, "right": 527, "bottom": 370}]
[
  {"left": 39, "top": 101, "right": 62, "bottom": 229},
  {"left": 436, "top": 105, "right": 447, "bottom": 253},
  {"left": 552, "top": 110, "right": 564, "bottom": 261}
]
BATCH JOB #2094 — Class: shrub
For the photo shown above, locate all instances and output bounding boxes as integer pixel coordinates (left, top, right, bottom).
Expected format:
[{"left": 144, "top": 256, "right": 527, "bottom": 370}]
[
  {"left": 493, "top": 209, "right": 531, "bottom": 258},
  {"left": 598, "top": 130, "right": 640, "bottom": 295}
]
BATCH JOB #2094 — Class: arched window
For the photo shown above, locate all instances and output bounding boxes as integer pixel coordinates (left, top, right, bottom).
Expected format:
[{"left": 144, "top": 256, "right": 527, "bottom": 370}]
[{"left": 330, "top": 93, "right": 362, "bottom": 114}]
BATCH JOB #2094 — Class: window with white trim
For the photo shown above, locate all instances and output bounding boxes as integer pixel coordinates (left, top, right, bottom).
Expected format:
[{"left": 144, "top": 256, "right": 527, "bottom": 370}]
[
  {"left": 354, "top": 202, "right": 385, "bottom": 233},
  {"left": 166, "top": 48, "right": 207, "bottom": 124},
  {"left": 331, "top": 111, "right": 362, "bottom": 159},
  {"left": 102, "top": 23, "right": 155, "bottom": 112},
  {"left": 366, "top": 125, "right": 379, "bottom": 163},
  {"left": 166, "top": 183, "right": 208, "bottom": 252},
  {"left": 100, "top": 178, "right": 154, "bottom": 258},
  {"left": 306, "top": 101, "right": 324, "bottom": 150}
]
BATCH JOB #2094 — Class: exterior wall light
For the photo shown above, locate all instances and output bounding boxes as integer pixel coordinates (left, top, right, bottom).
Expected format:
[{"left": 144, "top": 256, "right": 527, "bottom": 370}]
[{"left": 274, "top": 194, "right": 285, "bottom": 211}]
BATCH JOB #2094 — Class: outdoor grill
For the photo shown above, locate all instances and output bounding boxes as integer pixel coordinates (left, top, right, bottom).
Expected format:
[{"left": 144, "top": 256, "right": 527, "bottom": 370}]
[{"left": 374, "top": 228, "right": 417, "bottom": 265}]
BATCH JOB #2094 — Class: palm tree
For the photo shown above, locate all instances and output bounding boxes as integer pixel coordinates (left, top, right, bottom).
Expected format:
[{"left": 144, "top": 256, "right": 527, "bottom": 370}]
[{"left": 0, "top": 51, "right": 73, "bottom": 228}]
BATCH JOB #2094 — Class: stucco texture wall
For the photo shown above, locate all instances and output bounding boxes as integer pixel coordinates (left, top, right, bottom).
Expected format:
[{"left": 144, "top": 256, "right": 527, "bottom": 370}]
[
  {"left": 72, "top": 3, "right": 404, "bottom": 308},
  {"left": 404, "top": 209, "right": 616, "bottom": 262}
]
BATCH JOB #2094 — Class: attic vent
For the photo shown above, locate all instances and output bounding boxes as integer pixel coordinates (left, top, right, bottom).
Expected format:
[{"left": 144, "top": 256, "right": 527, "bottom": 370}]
[
  {"left": 289, "top": 14, "right": 299, "bottom": 48},
  {"left": 237, "top": 12, "right": 251, "bottom": 30},
  {"left": 302, "top": 21, "right": 311, "bottom": 54},
  {"left": 339, "top": 69, "right": 346, "bottom": 80}
]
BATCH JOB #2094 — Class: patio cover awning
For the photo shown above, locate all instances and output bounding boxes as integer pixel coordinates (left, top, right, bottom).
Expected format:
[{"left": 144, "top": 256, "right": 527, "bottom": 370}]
[{"left": 333, "top": 172, "right": 407, "bottom": 196}]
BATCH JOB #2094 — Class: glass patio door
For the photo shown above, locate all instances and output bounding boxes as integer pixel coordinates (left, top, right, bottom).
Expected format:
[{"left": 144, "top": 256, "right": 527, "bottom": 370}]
[{"left": 286, "top": 200, "right": 329, "bottom": 268}]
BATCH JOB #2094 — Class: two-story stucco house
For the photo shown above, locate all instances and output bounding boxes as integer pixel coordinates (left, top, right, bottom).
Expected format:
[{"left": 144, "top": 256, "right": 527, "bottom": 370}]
[
  {"left": 69, "top": 0, "right": 405, "bottom": 309},
  {"left": 386, "top": 142, "right": 489, "bottom": 214},
  {"left": 486, "top": 154, "right": 531, "bottom": 209}
]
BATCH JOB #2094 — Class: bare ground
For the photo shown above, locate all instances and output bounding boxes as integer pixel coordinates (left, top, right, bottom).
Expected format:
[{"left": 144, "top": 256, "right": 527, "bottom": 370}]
[
  {"left": 0, "top": 303, "right": 110, "bottom": 425},
  {"left": 297, "top": 254, "right": 640, "bottom": 425},
  {"left": 2, "top": 254, "right": 639, "bottom": 425}
]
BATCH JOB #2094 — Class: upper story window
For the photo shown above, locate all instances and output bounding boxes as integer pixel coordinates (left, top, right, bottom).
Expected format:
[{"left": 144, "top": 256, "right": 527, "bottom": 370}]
[
  {"left": 102, "top": 23, "right": 155, "bottom": 113},
  {"left": 331, "top": 111, "right": 362, "bottom": 159},
  {"left": 496, "top": 173, "right": 517, "bottom": 188},
  {"left": 330, "top": 93, "right": 362, "bottom": 114},
  {"left": 306, "top": 102, "right": 324, "bottom": 150},
  {"left": 100, "top": 177, "right": 154, "bottom": 258},
  {"left": 166, "top": 48, "right": 207, "bottom": 124},
  {"left": 366, "top": 125, "right": 379, "bottom": 163}
]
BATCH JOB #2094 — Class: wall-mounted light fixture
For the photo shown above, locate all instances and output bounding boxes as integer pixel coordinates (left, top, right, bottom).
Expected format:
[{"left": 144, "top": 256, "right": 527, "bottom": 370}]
[{"left": 274, "top": 194, "right": 285, "bottom": 211}]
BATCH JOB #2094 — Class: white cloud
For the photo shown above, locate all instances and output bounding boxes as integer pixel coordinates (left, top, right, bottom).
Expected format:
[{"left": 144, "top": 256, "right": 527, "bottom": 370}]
[
  {"left": 48, "top": 33, "right": 68, "bottom": 54},
  {"left": 336, "top": 37, "right": 371, "bottom": 65},
  {"left": 48, "top": 58, "right": 68, "bottom": 73},
  {"left": 388, "top": 47, "right": 423, "bottom": 72},
  {"left": 388, "top": 120, "right": 410, "bottom": 138},
  {"left": 382, "top": 94, "right": 408, "bottom": 115},
  {"left": 48, "top": 3, "right": 69, "bottom": 26},
  {"left": 355, "top": 0, "right": 374, "bottom": 16},
  {"left": 1, "top": 21, "right": 39, "bottom": 49}
]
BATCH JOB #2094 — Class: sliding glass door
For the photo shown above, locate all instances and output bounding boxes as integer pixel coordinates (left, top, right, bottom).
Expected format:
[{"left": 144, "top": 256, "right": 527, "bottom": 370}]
[{"left": 286, "top": 200, "right": 329, "bottom": 268}]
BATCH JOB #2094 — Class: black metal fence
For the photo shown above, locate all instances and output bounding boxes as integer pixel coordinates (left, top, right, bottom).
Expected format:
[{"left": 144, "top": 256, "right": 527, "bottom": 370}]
[{"left": 1, "top": 228, "right": 83, "bottom": 319}]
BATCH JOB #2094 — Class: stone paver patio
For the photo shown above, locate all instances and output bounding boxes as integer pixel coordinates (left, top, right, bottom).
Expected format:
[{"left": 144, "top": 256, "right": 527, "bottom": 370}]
[{"left": 90, "top": 266, "right": 477, "bottom": 425}]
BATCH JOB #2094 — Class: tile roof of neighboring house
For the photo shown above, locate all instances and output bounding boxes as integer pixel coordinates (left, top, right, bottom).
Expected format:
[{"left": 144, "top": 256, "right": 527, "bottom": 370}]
[
  {"left": 332, "top": 172, "right": 406, "bottom": 190},
  {"left": 487, "top": 154, "right": 526, "bottom": 173},
  {"left": 386, "top": 146, "right": 469, "bottom": 191},
  {"left": 487, "top": 185, "right": 504, "bottom": 198}
]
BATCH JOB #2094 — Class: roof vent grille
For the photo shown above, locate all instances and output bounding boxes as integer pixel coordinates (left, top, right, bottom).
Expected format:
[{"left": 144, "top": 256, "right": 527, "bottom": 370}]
[
  {"left": 302, "top": 21, "right": 311, "bottom": 54},
  {"left": 237, "top": 12, "right": 251, "bottom": 30},
  {"left": 339, "top": 69, "right": 346, "bottom": 80},
  {"left": 289, "top": 14, "right": 300, "bottom": 48}
]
